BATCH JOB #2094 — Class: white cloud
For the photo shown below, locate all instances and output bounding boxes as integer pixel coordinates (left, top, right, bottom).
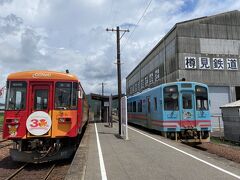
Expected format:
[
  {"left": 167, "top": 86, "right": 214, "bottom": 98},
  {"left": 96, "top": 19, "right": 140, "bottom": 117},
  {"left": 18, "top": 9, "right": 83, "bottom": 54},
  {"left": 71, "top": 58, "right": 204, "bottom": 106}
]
[{"left": 0, "top": 0, "right": 240, "bottom": 102}]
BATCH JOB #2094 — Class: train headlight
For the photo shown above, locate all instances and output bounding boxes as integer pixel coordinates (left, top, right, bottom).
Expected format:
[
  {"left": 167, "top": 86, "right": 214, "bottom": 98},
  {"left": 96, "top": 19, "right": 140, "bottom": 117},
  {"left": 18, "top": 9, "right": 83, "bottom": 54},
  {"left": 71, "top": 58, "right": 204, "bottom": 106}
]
[
  {"left": 6, "top": 119, "right": 19, "bottom": 124},
  {"left": 58, "top": 118, "right": 71, "bottom": 123},
  {"left": 58, "top": 118, "right": 65, "bottom": 123},
  {"left": 14, "top": 119, "right": 19, "bottom": 123}
]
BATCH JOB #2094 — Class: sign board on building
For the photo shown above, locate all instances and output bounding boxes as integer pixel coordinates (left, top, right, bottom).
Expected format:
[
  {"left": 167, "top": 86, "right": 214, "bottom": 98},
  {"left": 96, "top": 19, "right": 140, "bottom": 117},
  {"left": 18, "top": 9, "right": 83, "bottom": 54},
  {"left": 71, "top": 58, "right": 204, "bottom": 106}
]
[
  {"left": 199, "top": 57, "right": 210, "bottom": 69},
  {"left": 185, "top": 56, "right": 238, "bottom": 70},
  {"left": 185, "top": 57, "right": 197, "bottom": 69}
]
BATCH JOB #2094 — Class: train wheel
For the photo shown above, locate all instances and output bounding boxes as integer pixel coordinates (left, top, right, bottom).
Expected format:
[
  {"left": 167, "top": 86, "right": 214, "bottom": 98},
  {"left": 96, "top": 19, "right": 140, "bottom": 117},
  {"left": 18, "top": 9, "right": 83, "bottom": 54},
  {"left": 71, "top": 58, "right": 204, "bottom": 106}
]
[{"left": 162, "top": 132, "right": 167, "bottom": 138}]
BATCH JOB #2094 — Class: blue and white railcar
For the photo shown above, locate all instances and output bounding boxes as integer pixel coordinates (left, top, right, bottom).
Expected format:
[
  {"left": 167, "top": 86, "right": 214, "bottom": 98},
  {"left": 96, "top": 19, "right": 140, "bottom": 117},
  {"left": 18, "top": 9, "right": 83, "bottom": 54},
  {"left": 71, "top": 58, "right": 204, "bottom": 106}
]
[{"left": 127, "top": 81, "right": 211, "bottom": 142}]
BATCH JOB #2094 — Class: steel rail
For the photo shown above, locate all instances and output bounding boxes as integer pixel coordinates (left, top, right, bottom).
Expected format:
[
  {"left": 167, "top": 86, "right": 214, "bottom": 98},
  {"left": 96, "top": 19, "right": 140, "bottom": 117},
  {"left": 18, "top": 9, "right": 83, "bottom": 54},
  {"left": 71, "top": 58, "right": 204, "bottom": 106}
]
[
  {"left": 0, "top": 139, "right": 13, "bottom": 149},
  {"left": 0, "top": 139, "right": 8, "bottom": 143},
  {"left": 44, "top": 164, "right": 56, "bottom": 180},
  {"left": 0, "top": 143, "right": 13, "bottom": 149},
  {"left": 5, "top": 163, "right": 28, "bottom": 180}
]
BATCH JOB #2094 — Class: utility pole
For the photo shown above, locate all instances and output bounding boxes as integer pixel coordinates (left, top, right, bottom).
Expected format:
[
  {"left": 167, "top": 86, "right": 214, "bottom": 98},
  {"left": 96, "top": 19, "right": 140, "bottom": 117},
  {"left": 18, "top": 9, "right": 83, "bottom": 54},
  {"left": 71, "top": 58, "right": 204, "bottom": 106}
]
[
  {"left": 106, "top": 26, "right": 129, "bottom": 135},
  {"left": 101, "top": 82, "right": 105, "bottom": 97},
  {"left": 99, "top": 82, "right": 106, "bottom": 122}
]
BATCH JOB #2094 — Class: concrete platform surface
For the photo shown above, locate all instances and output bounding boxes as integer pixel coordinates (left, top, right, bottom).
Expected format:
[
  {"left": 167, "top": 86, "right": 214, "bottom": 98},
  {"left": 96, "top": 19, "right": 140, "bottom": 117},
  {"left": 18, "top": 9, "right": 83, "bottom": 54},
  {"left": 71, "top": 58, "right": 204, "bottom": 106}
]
[{"left": 67, "top": 122, "right": 240, "bottom": 180}]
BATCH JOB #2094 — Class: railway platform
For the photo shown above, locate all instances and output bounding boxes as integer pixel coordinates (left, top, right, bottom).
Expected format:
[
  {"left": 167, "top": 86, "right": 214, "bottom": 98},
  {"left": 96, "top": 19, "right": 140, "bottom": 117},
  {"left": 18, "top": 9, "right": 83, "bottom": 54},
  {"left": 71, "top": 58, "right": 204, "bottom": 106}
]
[{"left": 65, "top": 121, "right": 240, "bottom": 180}]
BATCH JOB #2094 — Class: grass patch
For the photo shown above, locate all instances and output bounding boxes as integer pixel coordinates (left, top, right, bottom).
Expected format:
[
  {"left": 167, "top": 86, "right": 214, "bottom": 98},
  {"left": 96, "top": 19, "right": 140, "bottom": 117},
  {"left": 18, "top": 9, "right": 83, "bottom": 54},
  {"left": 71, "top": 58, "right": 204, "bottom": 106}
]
[
  {"left": 0, "top": 113, "right": 4, "bottom": 127},
  {"left": 211, "top": 136, "right": 240, "bottom": 147}
]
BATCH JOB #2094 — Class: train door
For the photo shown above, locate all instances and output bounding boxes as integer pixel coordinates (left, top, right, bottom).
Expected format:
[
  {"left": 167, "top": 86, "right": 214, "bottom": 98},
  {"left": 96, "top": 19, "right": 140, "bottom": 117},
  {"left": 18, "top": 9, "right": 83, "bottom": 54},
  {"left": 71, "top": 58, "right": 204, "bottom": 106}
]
[
  {"left": 180, "top": 92, "right": 196, "bottom": 128},
  {"left": 32, "top": 85, "right": 51, "bottom": 113},
  {"left": 146, "top": 96, "right": 152, "bottom": 128},
  {"left": 27, "top": 83, "right": 53, "bottom": 136}
]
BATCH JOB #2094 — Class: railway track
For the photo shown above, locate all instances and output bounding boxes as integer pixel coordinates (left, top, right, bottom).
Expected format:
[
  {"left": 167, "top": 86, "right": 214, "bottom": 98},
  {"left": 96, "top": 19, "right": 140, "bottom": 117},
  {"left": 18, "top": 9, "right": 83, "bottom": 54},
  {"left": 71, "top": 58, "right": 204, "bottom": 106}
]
[
  {"left": 4, "top": 163, "right": 57, "bottom": 180},
  {"left": 0, "top": 139, "right": 13, "bottom": 149},
  {"left": 43, "top": 164, "right": 56, "bottom": 180},
  {"left": 0, "top": 139, "right": 7, "bottom": 143},
  {"left": 5, "top": 163, "right": 28, "bottom": 180}
]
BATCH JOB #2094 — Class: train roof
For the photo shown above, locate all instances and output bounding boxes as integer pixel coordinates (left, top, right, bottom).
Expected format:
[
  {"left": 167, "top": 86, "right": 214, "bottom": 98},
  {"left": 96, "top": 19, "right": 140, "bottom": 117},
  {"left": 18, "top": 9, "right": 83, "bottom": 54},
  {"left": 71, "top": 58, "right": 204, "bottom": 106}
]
[
  {"left": 163, "top": 81, "right": 208, "bottom": 87},
  {"left": 128, "top": 81, "right": 208, "bottom": 99},
  {"left": 7, "top": 70, "right": 79, "bottom": 81}
]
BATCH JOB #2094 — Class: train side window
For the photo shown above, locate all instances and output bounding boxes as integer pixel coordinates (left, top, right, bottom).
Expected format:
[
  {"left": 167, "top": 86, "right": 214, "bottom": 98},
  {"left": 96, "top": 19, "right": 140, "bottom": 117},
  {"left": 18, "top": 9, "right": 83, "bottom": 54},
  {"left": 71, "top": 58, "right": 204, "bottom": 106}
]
[
  {"left": 138, "top": 100, "right": 142, "bottom": 112},
  {"left": 130, "top": 102, "right": 133, "bottom": 112},
  {"left": 127, "top": 103, "right": 132, "bottom": 112},
  {"left": 55, "top": 82, "right": 71, "bottom": 109},
  {"left": 72, "top": 82, "right": 78, "bottom": 108},
  {"left": 78, "top": 83, "right": 83, "bottom": 99},
  {"left": 55, "top": 82, "right": 78, "bottom": 110},
  {"left": 133, "top": 101, "right": 136, "bottom": 112},
  {"left": 154, "top": 97, "right": 157, "bottom": 111},
  {"left": 195, "top": 86, "right": 209, "bottom": 110},
  {"left": 78, "top": 90, "right": 82, "bottom": 99},
  {"left": 147, "top": 97, "right": 151, "bottom": 113}
]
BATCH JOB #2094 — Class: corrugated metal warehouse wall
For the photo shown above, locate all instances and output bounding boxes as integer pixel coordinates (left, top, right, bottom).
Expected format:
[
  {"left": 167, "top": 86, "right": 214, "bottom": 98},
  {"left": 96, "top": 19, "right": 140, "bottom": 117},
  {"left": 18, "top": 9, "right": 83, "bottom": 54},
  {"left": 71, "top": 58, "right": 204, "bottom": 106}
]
[{"left": 126, "top": 10, "right": 240, "bottom": 129}]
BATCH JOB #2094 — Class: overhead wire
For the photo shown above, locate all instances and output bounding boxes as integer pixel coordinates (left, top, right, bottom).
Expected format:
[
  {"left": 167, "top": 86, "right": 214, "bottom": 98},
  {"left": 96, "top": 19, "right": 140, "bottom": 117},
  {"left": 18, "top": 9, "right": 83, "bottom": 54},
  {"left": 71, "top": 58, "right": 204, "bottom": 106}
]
[{"left": 122, "top": 0, "right": 153, "bottom": 51}]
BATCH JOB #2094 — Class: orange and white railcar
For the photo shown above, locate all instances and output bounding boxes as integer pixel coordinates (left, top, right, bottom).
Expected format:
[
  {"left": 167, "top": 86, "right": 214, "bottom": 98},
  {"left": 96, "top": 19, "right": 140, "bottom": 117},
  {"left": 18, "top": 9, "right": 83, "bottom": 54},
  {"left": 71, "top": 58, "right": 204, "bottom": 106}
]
[{"left": 2, "top": 70, "right": 89, "bottom": 163}]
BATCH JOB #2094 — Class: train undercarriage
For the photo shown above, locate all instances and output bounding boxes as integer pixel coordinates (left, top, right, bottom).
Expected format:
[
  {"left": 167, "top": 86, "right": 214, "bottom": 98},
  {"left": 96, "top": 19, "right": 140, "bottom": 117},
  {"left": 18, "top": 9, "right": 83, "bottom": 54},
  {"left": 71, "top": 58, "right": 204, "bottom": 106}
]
[
  {"left": 9, "top": 137, "right": 81, "bottom": 163},
  {"left": 161, "top": 129, "right": 210, "bottom": 143}
]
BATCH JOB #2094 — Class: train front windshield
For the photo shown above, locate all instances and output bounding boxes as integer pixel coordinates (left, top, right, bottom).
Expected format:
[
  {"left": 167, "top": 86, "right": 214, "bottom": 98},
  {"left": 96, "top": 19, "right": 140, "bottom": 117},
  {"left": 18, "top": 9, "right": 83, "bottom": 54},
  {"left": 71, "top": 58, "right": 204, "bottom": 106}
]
[
  {"left": 6, "top": 81, "right": 27, "bottom": 110},
  {"left": 164, "top": 85, "right": 179, "bottom": 110},
  {"left": 195, "top": 85, "right": 209, "bottom": 110}
]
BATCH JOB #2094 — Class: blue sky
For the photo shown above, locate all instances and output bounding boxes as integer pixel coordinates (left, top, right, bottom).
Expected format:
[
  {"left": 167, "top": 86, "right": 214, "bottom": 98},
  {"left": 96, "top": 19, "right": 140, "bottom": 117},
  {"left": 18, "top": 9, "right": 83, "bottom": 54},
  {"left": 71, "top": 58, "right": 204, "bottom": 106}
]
[
  {"left": 180, "top": 0, "right": 197, "bottom": 12},
  {"left": 0, "top": 0, "right": 240, "bottom": 102}
]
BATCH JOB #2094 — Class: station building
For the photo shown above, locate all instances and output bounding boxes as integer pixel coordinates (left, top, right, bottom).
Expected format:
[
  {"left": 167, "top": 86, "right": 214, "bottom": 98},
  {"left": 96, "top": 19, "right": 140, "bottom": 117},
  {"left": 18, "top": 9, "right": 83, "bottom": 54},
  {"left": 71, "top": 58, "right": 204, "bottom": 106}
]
[{"left": 126, "top": 10, "right": 240, "bottom": 129}]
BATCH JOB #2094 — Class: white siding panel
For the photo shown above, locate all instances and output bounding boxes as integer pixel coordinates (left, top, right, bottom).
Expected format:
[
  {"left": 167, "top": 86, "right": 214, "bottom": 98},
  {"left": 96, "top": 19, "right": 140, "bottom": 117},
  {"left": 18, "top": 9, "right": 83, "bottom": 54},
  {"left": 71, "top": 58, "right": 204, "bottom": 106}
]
[
  {"left": 200, "top": 38, "right": 240, "bottom": 55},
  {"left": 209, "top": 86, "right": 230, "bottom": 129}
]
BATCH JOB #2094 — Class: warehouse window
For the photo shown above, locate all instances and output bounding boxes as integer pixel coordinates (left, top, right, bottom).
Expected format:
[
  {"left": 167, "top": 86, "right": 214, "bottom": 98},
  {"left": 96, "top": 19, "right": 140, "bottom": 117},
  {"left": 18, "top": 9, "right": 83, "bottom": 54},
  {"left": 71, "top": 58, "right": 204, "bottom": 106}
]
[
  {"left": 149, "top": 73, "right": 154, "bottom": 84},
  {"left": 155, "top": 69, "right": 160, "bottom": 81},
  {"left": 145, "top": 76, "right": 149, "bottom": 87},
  {"left": 130, "top": 86, "right": 133, "bottom": 94},
  {"left": 135, "top": 82, "right": 138, "bottom": 92},
  {"left": 141, "top": 79, "right": 145, "bottom": 89}
]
